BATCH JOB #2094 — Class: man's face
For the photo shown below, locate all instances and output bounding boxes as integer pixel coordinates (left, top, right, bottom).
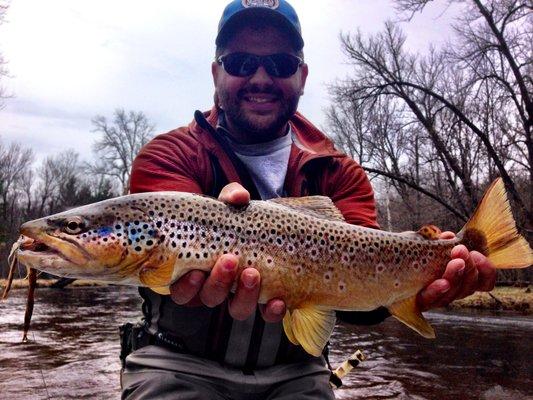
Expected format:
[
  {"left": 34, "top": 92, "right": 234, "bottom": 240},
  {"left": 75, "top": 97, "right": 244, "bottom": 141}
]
[{"left": 212, "top": 25, "right": 308, "bottom": 143}]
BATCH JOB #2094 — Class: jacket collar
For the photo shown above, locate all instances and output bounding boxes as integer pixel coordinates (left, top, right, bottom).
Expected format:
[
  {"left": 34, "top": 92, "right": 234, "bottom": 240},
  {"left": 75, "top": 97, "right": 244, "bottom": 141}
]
[{"left": 189, "top": 106, "right": 344, "bottom": 166}]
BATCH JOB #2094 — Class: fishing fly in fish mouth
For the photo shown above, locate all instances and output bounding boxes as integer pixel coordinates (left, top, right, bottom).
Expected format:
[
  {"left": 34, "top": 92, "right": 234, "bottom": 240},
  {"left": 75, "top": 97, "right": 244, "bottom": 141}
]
[
  {"left": 17, "top": 203, "right": 155, "bottom": 282},
  {"left": 7, "top": 178, "right": 533, "bottom": 357}
]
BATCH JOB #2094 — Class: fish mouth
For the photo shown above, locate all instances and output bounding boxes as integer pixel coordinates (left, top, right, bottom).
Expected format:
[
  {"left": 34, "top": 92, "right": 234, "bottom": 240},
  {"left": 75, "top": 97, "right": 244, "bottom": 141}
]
[
  {"left": 19, "top": 238, "right": 64, "bottom": 258},
  {"left": 17, "top": 229, "right": 92, "bottom": 267}
]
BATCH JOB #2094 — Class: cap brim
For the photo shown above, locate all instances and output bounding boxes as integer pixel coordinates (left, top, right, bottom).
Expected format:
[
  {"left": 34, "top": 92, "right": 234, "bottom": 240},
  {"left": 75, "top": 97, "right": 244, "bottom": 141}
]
[{"left": 216, "top": 8, "right": 304, "bottom": 50}]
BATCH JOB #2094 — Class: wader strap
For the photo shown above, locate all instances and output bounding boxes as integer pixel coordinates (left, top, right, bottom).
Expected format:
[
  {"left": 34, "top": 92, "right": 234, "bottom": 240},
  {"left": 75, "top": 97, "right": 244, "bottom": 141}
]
[
  {"left": 197, "top": 109, "right": 269, "bottom": 367},
  {"left": 243, "top": 308, "right": 266, "bottom": 373},
  {"left": 194, "top": 110, "right": 261, "bottom": 200}
]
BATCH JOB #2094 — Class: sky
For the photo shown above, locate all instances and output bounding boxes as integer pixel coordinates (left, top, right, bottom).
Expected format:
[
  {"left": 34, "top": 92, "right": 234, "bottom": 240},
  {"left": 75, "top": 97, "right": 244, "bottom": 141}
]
[{"left": 0, "top": 0, "right": 459, "bottom": 164}]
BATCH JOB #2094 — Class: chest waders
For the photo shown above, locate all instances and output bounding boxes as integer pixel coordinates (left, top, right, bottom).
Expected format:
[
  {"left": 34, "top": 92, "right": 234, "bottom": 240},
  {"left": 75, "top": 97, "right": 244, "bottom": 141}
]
[{"left": 119, "top": 111, "right": 323, "bottom": 373}]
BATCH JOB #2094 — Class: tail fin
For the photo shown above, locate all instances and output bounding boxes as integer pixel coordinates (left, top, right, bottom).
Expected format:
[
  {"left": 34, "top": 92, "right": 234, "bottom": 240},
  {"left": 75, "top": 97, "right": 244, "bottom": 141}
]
[{"left": 458, "top": 178, "right": 532, "bottom": 269}]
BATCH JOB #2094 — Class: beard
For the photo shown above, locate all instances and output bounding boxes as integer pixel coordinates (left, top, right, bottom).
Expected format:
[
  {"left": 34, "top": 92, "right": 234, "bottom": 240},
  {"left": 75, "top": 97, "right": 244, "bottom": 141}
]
[{"left": 217, "top": 84, "right": 300, "bottom": 143}]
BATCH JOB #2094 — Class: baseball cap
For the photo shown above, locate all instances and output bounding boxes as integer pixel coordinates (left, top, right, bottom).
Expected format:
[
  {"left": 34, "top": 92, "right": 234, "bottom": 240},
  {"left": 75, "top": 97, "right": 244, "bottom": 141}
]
[{"left": 216, "top": 0, "right": 304, "bottom": 50}]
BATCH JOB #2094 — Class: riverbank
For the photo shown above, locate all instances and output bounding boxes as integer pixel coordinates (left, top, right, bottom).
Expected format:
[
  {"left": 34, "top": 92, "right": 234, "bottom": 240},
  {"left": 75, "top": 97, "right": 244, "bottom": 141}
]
[
  {"left": 447, "top": 286, "right": 531, "bottom": 313},
  {"left": 1, "top": 278, "right": 107, "bottom": 290},
  {"left": 1, "top": 279, "right": 531, "bottom": 313}
]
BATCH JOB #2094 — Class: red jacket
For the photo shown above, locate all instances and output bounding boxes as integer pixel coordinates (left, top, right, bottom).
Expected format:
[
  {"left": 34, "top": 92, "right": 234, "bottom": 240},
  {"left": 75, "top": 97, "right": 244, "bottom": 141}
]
[
  {"left": 128, "top": 107, "right": 385, "bottom": 367},
  {"left": 130, "top": 107, "right": 378, "bottom": 229}
]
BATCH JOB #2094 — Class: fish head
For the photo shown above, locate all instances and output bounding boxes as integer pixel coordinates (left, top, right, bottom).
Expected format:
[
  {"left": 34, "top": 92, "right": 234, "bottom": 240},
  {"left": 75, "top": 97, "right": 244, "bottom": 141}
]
[{"left": 17, "top": 196, "right": 159, "bottom": 283}]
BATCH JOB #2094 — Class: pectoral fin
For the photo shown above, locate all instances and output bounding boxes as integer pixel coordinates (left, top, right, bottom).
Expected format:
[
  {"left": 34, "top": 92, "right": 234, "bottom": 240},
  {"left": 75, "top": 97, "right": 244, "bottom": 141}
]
[
  {"left": 388, "top": 296, "right": 435, "bottom": 338},
  {"left": 149, "top": 286, "right": 171, "bottom": 295},
  {"left": 282, "top": 306, "right": 336, "bottom": 357},
  {"left": 139, "top": 253, "right": 174, "bottom": 296}
]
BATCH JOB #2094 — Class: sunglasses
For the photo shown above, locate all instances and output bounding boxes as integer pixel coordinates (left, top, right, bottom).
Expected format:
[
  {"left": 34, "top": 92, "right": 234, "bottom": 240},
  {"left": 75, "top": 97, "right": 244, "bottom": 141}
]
[{"left": 217, "top": 52, "right": 303, "bottom": 78}]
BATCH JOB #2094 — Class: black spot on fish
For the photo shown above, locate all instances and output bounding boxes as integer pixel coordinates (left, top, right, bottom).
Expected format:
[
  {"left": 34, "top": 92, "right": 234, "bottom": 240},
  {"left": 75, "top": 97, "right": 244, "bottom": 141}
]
[{"left": 135, "top": 246, "right": 142, "bottom": 252}]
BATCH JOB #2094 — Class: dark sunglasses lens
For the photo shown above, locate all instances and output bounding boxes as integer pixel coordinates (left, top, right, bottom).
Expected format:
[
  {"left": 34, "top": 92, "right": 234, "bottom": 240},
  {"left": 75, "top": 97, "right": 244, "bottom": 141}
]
[
  {"left": 266, "top": 54, "right": 300, "bottom": 78},
  {"left": 221, "top": 53, "right": 301, "bottom": 78},
  {"left": 222, "top": 53, "right": 259, "bottom": 77}
]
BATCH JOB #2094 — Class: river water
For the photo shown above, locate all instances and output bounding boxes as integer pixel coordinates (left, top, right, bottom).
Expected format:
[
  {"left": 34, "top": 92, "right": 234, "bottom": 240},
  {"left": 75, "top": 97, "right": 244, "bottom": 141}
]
[{"left": 0, "top": 286, "right": 531, "bottom": 399}]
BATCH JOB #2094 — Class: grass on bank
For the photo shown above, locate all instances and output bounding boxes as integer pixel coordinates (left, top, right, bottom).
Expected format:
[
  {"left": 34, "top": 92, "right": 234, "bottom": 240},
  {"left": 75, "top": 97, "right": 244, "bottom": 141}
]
[{"left": 1, "top": 279, "right": 531, "bottom": 313}]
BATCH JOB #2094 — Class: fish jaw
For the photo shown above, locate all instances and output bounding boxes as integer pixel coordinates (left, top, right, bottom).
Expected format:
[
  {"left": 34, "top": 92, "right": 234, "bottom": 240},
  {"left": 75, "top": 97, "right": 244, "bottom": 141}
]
[
  {"left": 17, "top": 216, "right": 142, "bottom": 283},
  {"left": 20, "top": 221, "right": 92, "bottom": 267}
]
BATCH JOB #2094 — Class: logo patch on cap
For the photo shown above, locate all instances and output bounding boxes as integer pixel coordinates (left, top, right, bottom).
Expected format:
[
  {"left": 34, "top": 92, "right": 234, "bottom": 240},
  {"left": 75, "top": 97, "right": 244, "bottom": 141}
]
[{"left": 242, "top": 0, "right": 280, "bottom": 9}]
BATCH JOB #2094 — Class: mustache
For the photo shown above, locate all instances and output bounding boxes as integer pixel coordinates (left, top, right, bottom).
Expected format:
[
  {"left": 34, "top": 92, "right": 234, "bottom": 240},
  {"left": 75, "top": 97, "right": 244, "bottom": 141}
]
[{"left": 238, "top": 85, "right": 282, "bottom": 98}]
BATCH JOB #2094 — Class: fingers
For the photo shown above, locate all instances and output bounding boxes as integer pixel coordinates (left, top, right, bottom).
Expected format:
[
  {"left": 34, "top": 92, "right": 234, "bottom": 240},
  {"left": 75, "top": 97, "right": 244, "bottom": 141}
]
[
  {"left": 218, "top": 182, "right": 250, "bottom": 206},
  {"left": 418, "top": 245, "right": 498, "bottom": 311},
  {"left": 472, "top": 251, "right": 497, "bottom": 292},
  {"left": 260, "top": 299, "right": 286, "bottom": 323},
  {"left": 228, "top": 268, "right": 260, "bottom": 320},
  {"left": 418, "top": 246, "right": 468, "bottom": 310},
  {"left": 170, "top": 270, "right": 206, "bottom": 306},
  {"left": 199, "top": 254, "right": 240, "bottom": 307},
  {"left": 439, "top": 231, "right": 456, "bottom": 240},
  {"left": 417, "top": 275, "right": 454, "bottom": 311},
  {"left": 450, "top": 244, "right": 469, "bottom": 259}
]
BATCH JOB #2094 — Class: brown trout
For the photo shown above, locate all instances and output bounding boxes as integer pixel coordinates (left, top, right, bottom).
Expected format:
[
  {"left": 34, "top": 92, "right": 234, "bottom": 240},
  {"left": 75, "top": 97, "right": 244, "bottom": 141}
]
[{"left": 7, "top": 178, "right": 532, "bottom": 356}]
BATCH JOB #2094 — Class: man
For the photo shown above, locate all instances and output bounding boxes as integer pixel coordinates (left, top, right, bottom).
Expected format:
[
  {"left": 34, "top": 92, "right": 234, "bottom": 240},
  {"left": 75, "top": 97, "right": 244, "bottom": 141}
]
[{"left": 120, "top": 1, "right": 496, "bottom": 399}]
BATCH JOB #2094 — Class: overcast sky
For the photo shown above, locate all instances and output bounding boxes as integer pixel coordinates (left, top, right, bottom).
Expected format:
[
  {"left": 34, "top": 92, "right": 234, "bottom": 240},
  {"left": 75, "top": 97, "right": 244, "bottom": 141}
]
[{"left": 0, "top": 0, "right": 459, "bottom": 163}]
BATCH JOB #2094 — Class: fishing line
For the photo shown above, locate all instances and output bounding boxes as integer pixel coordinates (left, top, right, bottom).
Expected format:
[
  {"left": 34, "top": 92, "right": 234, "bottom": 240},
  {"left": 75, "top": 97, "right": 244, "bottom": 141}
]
[{"left": 33, "top": 331, "right": 51, "bottom": 400}]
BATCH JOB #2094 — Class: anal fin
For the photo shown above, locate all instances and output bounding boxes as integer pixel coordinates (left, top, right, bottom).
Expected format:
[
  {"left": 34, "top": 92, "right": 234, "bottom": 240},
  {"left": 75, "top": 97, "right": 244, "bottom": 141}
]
[
  {"left": 282, "top": 306, "right": 336, "bottom": 357},
  {"left": 388, "top": 296, "right": 435, "bottom": 338}
]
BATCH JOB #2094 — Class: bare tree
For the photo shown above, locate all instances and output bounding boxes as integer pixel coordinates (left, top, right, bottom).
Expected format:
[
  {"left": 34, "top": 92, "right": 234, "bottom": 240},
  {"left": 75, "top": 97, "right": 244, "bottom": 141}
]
[
  {"left": 0, "top": 2, "right": 10, "bottom": 108},
  {"left": 0, "top": 139, "right": 33, "bottom": 277},
  {"left": 400, "top": 0, "right": 531, "bottom": 209},
  {"left": 0, "top": 141, "right": 119, "bottom": 277},
  {"left": 328, "top": 1, "right": 531, "bottom": 234},
  {"left": 90, "top": 109, "right": 155, "bottom": 195},
  {"left": 34, "top": 149, "right": 114, "bottom": 217},
  {"left": 0, "top": 142, "right": 33, "bottom": 224}
]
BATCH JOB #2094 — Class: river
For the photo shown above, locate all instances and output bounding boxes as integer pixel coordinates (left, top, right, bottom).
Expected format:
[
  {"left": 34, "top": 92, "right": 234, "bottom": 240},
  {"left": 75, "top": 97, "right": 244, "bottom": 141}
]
[{"left": 1, "top": 286, "right": 531, "bottom": 399}]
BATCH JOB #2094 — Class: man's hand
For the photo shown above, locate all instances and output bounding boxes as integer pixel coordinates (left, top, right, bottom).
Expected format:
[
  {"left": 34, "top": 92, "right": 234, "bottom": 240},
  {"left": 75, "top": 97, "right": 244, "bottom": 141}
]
[
  {"left": 417, "top": 231, "right": 497, "bottom": 311},
  {"left": 169, "top": 182, "right": 286, "bottom": 323}
]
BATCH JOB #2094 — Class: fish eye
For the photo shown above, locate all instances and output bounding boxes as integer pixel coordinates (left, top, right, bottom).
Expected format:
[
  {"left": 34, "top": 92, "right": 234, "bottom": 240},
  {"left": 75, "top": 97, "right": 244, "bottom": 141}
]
[{"left": 63, "top": 218, "right": 86, "bottom": 234}]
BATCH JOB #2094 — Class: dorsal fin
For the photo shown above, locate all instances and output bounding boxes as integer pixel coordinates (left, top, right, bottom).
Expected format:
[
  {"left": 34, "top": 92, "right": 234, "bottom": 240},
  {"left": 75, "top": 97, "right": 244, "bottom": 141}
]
[{"left": 268, "top": 196, "right": 345, "bottom": 222}]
